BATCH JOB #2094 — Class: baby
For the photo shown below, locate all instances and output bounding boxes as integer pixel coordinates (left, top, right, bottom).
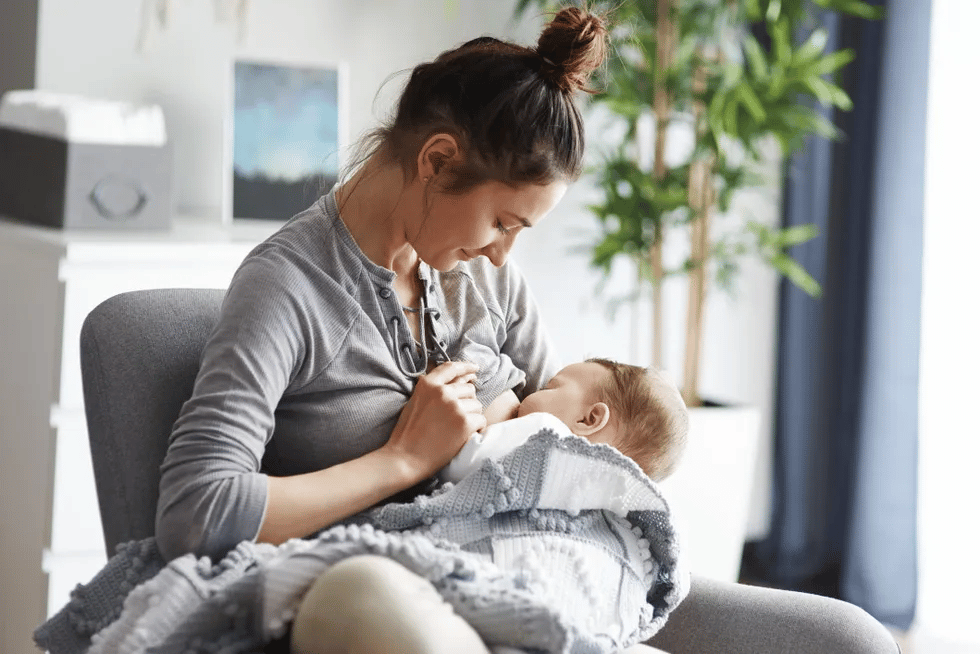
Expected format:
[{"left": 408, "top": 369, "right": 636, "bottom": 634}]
[{"left": 443, "top": 357, "right": 689, "bottom": 483}]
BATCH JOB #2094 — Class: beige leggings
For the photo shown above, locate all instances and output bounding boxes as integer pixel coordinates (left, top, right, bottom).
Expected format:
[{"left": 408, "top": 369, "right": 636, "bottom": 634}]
[{"left": 290, "top": 555, "right": 665, "bottom": 654}]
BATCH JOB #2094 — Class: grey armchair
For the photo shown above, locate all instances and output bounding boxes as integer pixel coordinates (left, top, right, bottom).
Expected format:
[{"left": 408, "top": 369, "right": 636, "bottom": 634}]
[
  {"left": 76, "top": 288, "right": 899, "bottom": 654},
  {"left": 80, "top": 288, "right": 225, "bottom": 556}
]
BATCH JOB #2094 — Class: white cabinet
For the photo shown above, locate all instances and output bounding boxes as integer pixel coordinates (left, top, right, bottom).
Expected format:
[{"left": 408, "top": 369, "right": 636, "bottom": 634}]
[{"left": 0, "top": 217, "right": 277, "bottom": 654}]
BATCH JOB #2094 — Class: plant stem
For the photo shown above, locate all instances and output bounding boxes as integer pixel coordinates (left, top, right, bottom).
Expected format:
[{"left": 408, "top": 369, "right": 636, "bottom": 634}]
[
  {"left": 650, "top": 0, "right": 676, "bottom": 371},
  {"left": 683, "top": 159, "right": 712, "bottom": 407},
  {"left": 682, "top": 55, "right": 712, "bottom": 407}
]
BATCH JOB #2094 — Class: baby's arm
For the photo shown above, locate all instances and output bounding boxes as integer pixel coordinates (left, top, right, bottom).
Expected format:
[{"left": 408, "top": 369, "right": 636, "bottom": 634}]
[{"left": 483, "top": 388, "right": 520, "bottom": 428}]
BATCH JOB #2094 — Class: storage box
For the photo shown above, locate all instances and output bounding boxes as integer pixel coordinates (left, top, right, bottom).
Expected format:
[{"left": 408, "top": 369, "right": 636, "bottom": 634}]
[{"left": 0, "top": 92, "right": 173, "bottom": 230}]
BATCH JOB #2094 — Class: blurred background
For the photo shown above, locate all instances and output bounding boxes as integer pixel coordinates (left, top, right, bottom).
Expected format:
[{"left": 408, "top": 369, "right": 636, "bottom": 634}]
[{"left": 0, "top": 0, "right": 977, "bottom": 652}]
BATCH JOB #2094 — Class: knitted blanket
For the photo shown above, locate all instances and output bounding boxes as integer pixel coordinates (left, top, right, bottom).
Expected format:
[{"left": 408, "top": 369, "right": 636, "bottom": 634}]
[{"left": 35, "top": 423, "right": 688, "bottom": 654}]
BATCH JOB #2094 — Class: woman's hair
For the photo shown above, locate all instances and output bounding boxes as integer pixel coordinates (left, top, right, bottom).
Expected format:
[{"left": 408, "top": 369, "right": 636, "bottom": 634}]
[
  {"left": 352, "top": 5, "right": 608, "bottom": 192},
  {"left": 588, "top": 358, "right": 689, "bottom": 481}
]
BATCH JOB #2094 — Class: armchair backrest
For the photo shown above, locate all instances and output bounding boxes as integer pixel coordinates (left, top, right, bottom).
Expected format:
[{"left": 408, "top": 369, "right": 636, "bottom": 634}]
[{"left": 80, "top": 288, "right": 224, "bottom": 556}]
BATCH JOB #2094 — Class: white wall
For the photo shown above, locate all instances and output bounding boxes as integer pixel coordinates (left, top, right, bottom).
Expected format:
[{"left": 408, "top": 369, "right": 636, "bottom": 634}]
[
  {"left": 917, "top": 0, "right": 980, "bottom": 648},
  {"left": 34, "top": 0, "right": 537, "bottom": 216},
  {"left": 30, "top": 0, "right": 779, "bottom": 533}
]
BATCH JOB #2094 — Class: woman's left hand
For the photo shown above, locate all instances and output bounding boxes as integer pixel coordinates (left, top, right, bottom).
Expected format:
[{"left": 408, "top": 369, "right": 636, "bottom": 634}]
[{"left": 383, "top": 361, "right": 487, "bottom": 479}]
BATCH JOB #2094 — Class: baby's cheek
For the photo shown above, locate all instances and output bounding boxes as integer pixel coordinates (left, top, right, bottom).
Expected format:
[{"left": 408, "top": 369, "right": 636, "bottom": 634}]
[{"left": 516, "top": 394, "right": 541, "bottom": 417}]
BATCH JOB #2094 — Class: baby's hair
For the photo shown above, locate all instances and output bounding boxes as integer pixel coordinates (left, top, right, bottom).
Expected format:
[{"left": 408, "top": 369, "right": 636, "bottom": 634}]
[{"left": 587, "top": 358, "right": 689, "bottom": 481}]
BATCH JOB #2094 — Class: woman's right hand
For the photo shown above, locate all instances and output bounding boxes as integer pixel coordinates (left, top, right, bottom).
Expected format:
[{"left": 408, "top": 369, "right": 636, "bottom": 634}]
[{"left": 383, "top": 361, "right": 487, "bottom": 480}]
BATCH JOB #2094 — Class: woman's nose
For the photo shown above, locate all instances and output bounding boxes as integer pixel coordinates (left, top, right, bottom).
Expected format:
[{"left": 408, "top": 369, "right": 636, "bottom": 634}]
[{"left": 481, "top": 236, "right": 514, "bottom": 267}]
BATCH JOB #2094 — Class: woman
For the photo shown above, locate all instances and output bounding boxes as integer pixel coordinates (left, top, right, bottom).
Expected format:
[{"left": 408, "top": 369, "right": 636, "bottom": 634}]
[{"left": 154, "top": 7, "right": 897, "bottom": 654}]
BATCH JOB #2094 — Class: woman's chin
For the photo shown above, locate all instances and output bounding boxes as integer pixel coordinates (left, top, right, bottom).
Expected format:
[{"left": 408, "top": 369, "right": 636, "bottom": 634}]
[{"left": 448, "top": 252, "right": 476, "bottom": 270}]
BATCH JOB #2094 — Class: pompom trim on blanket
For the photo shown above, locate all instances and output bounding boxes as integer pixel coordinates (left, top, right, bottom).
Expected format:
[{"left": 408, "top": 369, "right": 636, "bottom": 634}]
[{"left": 36, "top": 426, "right": 688, "bottom": 654}]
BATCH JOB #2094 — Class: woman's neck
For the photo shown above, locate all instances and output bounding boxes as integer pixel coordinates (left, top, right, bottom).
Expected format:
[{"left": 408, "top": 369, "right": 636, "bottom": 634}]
[{"left": 336, "top": 157, "right": 419, "bottom": 277}]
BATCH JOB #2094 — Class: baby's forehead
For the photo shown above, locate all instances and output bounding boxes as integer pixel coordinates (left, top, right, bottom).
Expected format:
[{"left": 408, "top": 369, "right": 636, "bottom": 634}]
[{"left": 550, "top": 361, "right": 613, "bottom": 388}]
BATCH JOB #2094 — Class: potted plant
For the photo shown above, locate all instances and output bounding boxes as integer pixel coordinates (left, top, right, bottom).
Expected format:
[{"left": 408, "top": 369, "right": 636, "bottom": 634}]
[{"left": 514, "top": 0, "right": 882, "bottom": 581}]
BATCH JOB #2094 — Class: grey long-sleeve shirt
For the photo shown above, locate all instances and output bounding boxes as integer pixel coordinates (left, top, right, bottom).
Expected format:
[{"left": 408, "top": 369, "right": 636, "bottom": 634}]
[{"left": 155, "top": 190, "right": 561, "bottom": 561}]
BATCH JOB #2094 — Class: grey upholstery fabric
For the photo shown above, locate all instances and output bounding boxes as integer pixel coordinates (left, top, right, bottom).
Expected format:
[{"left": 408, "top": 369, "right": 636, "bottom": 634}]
[
  {"left": 646, "top": 575, "right": 900, "bottom": 653},
  {"left": 81, "top": 288, "right": 225, "bottom": 556}
]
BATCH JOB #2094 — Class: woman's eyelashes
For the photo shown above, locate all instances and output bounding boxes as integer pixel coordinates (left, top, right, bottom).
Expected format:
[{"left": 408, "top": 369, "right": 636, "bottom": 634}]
[{"left": 495, "top": 220, "right": 513, "bottom": 235}]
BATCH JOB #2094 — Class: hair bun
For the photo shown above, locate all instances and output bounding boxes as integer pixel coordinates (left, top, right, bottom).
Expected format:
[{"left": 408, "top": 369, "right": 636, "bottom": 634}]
[{"left": 536, "top": 6, "right": 608, "bottom": 94}]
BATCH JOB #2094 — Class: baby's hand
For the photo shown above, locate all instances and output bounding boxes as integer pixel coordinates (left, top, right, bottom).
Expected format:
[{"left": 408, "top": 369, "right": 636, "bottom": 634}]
[{"left": 483, "top": 389, "right": 520, "bottom": 430}]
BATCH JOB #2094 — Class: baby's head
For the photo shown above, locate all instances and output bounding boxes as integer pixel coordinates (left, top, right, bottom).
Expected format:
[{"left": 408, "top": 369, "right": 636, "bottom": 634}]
[{"left": 517, "top": 358, "right": 688, "bottom": 480}]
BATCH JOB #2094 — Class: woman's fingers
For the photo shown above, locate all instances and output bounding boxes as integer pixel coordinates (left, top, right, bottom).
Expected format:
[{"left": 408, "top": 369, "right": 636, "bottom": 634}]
[
  {"left": 450, "top": 377, "right": 477, "bottom": 399},
  {"left": 426, "top": 360, "right": 478, "bottom": 384},
  {"left": 383, "top": 361, "right": 487, "bottom": 477},
  {"left": 456, "top": 397, "right": 483, "bottom": 415},
  {"left": 466, "top": 411, "right": 488, "bottom": 435}
]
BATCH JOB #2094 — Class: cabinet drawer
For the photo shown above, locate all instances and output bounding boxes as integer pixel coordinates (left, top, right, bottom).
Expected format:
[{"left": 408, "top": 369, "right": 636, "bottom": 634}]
[
  {"left": 57, "top": 258, "right": 247, "bottom": 411},
  {"left": 49, "top": 422, "right": 104, "bottom": 554}
]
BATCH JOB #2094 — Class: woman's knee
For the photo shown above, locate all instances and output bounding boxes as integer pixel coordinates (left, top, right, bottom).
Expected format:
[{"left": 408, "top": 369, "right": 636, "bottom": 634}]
[{"left": 291, "top": 555, "right": 489, "bottom": 654}]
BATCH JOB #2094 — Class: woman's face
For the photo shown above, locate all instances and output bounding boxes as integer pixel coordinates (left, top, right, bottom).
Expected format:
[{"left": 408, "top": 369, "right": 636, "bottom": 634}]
[{"left": 410, "top": 179, "right": 568, "bottom": 271}]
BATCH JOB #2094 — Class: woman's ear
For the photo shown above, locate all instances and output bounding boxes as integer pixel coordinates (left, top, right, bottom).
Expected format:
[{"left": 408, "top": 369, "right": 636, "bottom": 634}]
[
  {"left": 576, "top": 402, "right": 611, "bottom": 437},
  {"left": 417, "top": 133, "right": 461, "bottom": 182}
]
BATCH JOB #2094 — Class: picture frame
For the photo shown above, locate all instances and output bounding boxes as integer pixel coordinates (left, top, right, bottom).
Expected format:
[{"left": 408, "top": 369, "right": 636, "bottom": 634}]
[{"left": 225, "top": 57, "right": 348, "bottom": 223}]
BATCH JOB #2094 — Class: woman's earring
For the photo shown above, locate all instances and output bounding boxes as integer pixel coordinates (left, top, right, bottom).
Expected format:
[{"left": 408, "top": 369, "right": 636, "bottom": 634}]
[{"left": 423, "top": 176, "right": 431, "bottom": 183}]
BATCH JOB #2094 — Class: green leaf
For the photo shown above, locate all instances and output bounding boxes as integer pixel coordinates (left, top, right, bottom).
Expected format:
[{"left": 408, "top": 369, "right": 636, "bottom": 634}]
[
  {"left": 767, "top": 65, "right": 787, "bottom": 100},
  {"left": 774, "top": 223, "right": 819, "bottom": 246},
  {"left": 770, "top": 17, "right": 793, "bottom": 66},
  {"left": 795, "top": 29, "right": 830, "bottom": 65},
  {"left": 809, "top": 48, "right": 856, "bottom": 76},
  {"left": 802, "top": 75, "right": 854, "bottom": 110},
  {"left": 724, "top": 95, "right": 741, "bottom": 135},
  {"left": 766, "top": 0, "right": 783, "bottom": 22},
  {"left": 771, "top": 254, "right": 822, "bottom": 297},
  {"left": 743, "top": 34, "right": 770, "bottom": 81},
  {"left": 737, "top": 83, "right": 767, "bottom": 124},
  {"left": 813, "top": 0, "right": 886, "bottom": 20},
  {"left": 780, "top": 105, "right": 842, "bottom": 141}
]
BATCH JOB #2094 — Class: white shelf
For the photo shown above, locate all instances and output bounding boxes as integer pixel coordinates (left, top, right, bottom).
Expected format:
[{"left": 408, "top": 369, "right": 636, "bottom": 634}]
[{"left": 0, "top": 217, "right": 272, "bottom": 654}]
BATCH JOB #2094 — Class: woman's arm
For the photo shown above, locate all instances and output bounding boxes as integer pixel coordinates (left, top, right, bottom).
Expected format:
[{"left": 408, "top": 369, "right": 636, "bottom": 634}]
[
  {"left": 156, "top": 259, "right": 302, "bottom": 560},
  {"left": 257, "top": 360, "right": 484, "bottom": 545},
  {"left": 156, "top": 247, "right": 486, "bottom": 559}
]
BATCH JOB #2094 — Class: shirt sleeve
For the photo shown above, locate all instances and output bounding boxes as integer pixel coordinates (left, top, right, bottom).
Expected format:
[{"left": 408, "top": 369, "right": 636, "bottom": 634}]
[{"left": 155, "top": 253, "right": 307, "bottom": 561}]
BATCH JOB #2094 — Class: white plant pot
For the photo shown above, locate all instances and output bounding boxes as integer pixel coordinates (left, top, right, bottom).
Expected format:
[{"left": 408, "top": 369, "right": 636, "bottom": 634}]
[{"left": 657, "top": 403, "right": 762, "bottom": 583}]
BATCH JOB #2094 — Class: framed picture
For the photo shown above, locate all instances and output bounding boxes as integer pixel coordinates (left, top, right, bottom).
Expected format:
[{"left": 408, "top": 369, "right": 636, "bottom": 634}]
[{"left": 227, "top": 57, "right": 347, "bottom": 222}]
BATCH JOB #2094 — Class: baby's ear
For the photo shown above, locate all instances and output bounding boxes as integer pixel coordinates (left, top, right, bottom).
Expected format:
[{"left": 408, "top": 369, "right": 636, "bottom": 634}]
[{"left": 576, "top": 402, "right": 610, "bottom": 437}]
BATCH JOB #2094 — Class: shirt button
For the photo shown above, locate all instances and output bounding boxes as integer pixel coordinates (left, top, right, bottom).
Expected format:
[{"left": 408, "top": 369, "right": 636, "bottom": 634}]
[{"left": 378, "top": 287, "right": 392, "bottom": 299}]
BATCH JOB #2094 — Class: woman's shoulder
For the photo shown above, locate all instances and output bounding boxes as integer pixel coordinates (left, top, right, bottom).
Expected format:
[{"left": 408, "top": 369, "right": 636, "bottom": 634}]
[
  {"left": 235, "top": 196, "right": 377, "bottom": 299},
  {"left": 244, "top": 196, "right": 338, "bottom": 268}
]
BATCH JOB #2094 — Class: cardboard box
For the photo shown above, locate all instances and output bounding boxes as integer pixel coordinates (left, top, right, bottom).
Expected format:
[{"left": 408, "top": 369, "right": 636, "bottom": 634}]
[
  {"left": 0, "top": 125, "right": 173, "bottom": 230},
  {"left": 0, "top": 91, "right": 173, "bottom": 230}
]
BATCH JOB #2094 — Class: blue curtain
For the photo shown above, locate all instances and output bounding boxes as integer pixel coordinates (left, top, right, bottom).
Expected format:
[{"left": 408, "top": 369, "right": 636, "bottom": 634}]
[{"left": 744, "top": 0, "right": 929, "bottom": 630}]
